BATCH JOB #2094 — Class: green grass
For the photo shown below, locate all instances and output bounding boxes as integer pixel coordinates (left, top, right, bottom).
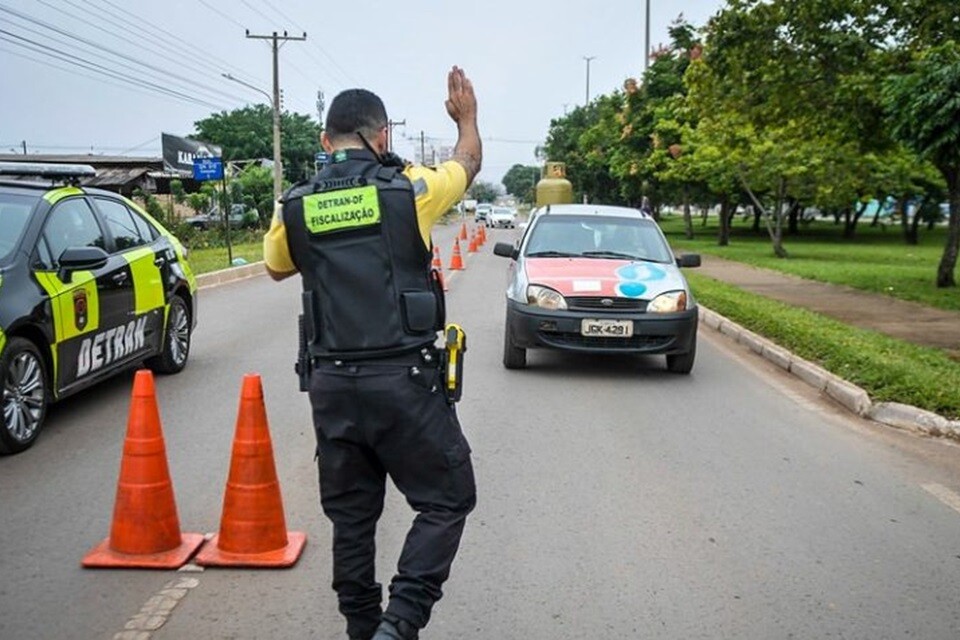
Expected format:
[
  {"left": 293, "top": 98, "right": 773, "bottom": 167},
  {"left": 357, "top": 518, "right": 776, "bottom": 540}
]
[
  {"left": 187, "top": 242, "right": 262, "bottom": 274},
  {"left": 688, "top": 272, "right": 960, "bottom": 419},
  {"left": 660, "top": 214, "right": 960, "bottom": 311}
]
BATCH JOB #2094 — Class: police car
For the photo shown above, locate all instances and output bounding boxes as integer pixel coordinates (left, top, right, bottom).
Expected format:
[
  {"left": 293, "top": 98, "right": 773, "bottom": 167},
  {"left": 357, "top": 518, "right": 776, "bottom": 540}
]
[{"left": 0, "top": 163, "right": 198, "bottom": 454}]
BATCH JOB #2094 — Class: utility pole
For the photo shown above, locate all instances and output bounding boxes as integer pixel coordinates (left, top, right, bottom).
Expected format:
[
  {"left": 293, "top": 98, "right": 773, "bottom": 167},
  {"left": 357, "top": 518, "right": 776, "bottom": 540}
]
[
  {"left": 583, "top": 56, "right": 596, "bottom": 106},
  {"left": 387, "top": 119, "right": 405, "bottom": 152},
  {"left": 245, "top": 29, "right": 307, "bottom": 202},
  {"left": 21, "top": 140, "right": 26, "bottom": 155},
  {"left": 420, "top": 131, "right": 426, "bottom": 166},
  {"left": 316, "top": 89, "right": 325, "bottom": 125},
  {"left": 644, "top": 0, "right": 651, "bottom": 73}
]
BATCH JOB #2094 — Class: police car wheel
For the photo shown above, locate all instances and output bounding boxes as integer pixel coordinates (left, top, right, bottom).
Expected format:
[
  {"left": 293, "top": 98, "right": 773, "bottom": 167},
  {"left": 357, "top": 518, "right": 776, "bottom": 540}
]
[
  {"left": 0, "top": 337, "right": 49, "bottom": 455},
  {"left": 146, "top": 295, "right": 191, "bottom": 375}
]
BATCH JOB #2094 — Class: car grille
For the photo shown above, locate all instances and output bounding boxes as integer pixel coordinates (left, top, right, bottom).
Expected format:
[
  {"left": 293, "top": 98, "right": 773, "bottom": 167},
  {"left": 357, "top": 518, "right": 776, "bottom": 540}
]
[
  {"left": 542, "top": 333, "right": 673, "bottom": 351},
  {"left": 566, "top": 297, "right": 648, "bottom": 312}
]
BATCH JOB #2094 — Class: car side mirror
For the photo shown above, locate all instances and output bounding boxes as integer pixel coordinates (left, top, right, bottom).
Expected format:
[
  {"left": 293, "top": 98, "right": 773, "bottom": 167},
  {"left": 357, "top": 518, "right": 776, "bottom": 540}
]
[
  {"left": 676, "top": 254, "right": 701, "bottom": 268},
  {"left": 58, "top": 246, "right": 109, "bottom": 282},
  {"left": 493, "top": 241, "right": 519, "bottom": 260}
]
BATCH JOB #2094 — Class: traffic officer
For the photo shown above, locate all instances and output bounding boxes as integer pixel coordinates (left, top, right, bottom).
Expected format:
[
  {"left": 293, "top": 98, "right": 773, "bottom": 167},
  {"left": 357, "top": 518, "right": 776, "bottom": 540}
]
[{"left": 263, "top": 66, "right": 481, "bottom": 640}]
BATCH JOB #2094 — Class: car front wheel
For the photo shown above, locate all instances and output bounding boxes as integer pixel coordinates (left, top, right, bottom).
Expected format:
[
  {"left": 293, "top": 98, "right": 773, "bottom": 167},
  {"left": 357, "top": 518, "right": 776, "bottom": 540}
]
[
  {"left": 503, "top": 326, "right": 526, "bottom": 370},
  {"left": 1, "top": 337, "right": 49, "bottom": 454},
  {"left": 666, "top": 340, "right": 696, "bottom": 374},
  {"left": 146, "top": 295, "right": 191, "bottom": 374}
]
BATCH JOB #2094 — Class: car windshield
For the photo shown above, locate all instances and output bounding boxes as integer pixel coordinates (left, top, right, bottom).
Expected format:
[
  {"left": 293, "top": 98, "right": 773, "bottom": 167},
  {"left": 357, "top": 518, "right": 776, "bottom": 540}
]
[
  {"left": 523, "top": 215, "right": 673, "bottom": 263},
  {"left": 0, "top": 192, "right": 39, "bottom": 263}
]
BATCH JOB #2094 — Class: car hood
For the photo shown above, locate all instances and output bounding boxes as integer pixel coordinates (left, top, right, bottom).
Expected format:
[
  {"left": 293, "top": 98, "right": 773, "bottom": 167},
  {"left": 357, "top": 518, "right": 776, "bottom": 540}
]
[{"left": 523, "top": 257, "right": 687, "bottom": 299}]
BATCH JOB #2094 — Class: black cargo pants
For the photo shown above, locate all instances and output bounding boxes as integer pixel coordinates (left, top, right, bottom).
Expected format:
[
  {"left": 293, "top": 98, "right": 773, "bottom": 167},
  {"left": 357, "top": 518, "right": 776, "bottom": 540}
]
[{"left": 308, "top": 354, "right": 477, "bottom": 639}]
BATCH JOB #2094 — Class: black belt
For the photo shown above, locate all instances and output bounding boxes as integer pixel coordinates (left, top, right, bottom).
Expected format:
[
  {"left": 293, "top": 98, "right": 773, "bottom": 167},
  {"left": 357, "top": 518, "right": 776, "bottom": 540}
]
[{"left": 313, "top": 346, "right": 440, "bottom": 368}]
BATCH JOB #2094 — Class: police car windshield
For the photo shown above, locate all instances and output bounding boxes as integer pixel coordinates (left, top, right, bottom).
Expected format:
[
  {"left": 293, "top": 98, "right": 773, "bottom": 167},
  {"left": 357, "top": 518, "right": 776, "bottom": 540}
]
[
  {"left": 523, "top": 215, "right": 673, "bottom": 263},
  {"left": 0, "top": 192, "right": 38, "bottom": 263}
]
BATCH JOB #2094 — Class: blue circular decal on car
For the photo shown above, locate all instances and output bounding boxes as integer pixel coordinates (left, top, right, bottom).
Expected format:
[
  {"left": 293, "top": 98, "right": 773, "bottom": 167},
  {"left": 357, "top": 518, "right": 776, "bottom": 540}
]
[
  {"left": 616, "top": 281, "right": 648, "bottom": 298},
  {"left": 616, "top": 263, "right": 667, "bottom": 282}
]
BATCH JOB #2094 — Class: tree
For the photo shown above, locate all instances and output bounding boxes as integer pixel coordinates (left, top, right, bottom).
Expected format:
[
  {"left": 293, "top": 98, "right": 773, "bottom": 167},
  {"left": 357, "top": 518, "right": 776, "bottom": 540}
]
[
  {"left": 883, "top": 41, "right": 960, "bottom": 287},
  {"left": 468, "top": 180, "right": 500, "bottom": 203},
  {"left": 193, "top": 105, "right": 321, "bottom": 183},
  {"left": 501, "top": 164, "right": 540, "bottom": 202},
  {"left": 235, "top": 164, "right": 276, "bottom": 225}
]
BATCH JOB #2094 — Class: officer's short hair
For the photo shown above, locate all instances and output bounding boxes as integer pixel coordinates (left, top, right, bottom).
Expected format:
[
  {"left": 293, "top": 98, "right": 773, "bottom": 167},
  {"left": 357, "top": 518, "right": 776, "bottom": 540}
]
[{"left": 326, "top": 89, "right": 388, "bottom": 143}]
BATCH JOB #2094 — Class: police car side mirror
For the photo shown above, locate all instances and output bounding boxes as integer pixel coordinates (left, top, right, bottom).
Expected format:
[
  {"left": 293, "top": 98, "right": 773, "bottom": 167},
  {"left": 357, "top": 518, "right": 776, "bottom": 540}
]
[
  {"left": 493, "top": 242, "right": 519, "bottom": 260},
  {"left": 58, "top": 246, "right": 109, "bottom": 283},
  {"left": 676, "top": 254, "right": 701, "bottom": 268}
]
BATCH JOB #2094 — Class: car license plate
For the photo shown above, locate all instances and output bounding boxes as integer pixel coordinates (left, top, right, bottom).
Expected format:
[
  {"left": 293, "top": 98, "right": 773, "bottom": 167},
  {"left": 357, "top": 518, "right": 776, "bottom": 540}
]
[{"left": 580, "top": 319, "right": 633, "bottom": 337}]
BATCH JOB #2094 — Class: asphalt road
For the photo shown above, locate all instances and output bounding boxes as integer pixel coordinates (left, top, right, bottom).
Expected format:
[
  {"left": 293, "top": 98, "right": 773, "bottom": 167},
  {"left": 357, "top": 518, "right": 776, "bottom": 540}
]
[{"left": 2, "top": 220, "right": 959, "bottom": 640}]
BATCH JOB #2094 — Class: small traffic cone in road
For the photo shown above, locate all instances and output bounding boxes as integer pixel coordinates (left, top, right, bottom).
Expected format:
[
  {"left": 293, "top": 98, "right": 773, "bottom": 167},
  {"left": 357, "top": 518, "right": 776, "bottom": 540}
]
[
  {"left": 459, "top": 222, "right": 468, "bottom": 241},
  {"left": 431, "top": 245, "right": 448, "bottom": 291},
  {"left": 467, "top": 231, "right": 479, "bottom": 254},
  {"left": 195, "top": 374, "right": 306, "bottom": 568},
  {"left": 82, "top": 370, "right": 204, "bottom": 569},
  {"left": 449, "top": 239, "right": 465, "bottom": 270},
  {"left": 478, "top": 224, "right": 487, "bottom": 246}
]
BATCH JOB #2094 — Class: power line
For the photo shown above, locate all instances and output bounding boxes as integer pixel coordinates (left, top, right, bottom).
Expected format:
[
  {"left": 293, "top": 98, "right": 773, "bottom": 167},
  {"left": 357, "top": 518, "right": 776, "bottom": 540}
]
[
  {"left": 0, "top": 3, "right": 245, "bottom": 106},
  {"left": 0, "top": 30, "right": 225, "bottom": 110},
  {"left": 258, "top": 0, "right": 360, "bottom": 88},
  {"left": 85, "top": 0, "right": 266, "bottom": 88},
  {"left": 1, "top": 18, "right": 247, "bottom": 108}
]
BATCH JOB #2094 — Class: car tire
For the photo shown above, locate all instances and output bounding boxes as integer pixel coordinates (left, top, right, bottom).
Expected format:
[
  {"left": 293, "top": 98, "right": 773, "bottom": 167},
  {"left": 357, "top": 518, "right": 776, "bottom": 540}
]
[
  {"left": 503, "top": 327, "right": 526, "bottom": 370},
  {"left": 0, "top": 337, "right": 49, "bottom": 455},
  {"left": 146, "top": 295, "right": 191, "bottom": 375},
  {"left": 666, "top": 340, "right": 696, "bottom": 374}
]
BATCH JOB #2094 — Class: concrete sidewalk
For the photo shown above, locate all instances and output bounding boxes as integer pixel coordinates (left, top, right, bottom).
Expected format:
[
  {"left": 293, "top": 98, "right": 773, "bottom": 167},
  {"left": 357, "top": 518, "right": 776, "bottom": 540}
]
[{"left": 696, "top": 255, "right": 960, "bottom": 356}]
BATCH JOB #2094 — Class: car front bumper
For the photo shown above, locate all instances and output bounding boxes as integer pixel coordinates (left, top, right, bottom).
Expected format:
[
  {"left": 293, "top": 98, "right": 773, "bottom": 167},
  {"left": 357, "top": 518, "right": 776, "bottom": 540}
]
[{"left": 505, "top": 298, "right": 698, "bottom": 355}]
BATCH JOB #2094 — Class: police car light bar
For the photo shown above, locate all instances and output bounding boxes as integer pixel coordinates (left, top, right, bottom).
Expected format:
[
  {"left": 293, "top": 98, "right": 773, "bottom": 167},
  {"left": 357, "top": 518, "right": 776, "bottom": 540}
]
[{"left": 0, "top": 162, "right": 97, "bottom": 183}]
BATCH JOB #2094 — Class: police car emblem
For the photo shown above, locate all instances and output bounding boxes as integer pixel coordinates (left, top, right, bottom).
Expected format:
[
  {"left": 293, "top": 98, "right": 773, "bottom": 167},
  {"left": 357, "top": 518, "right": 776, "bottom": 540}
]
[{"left": 73, "top": 289, "right": 88, "bottom": 331}]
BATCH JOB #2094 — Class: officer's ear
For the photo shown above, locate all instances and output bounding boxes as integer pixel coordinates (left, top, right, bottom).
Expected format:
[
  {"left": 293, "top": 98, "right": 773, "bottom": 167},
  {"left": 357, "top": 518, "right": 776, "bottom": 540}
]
[
  {"left": 376, "top": 126, "right": 389, "bottom": 154},
  {"left": 320, "top": 132, "right": 334, "bottom": 153}
]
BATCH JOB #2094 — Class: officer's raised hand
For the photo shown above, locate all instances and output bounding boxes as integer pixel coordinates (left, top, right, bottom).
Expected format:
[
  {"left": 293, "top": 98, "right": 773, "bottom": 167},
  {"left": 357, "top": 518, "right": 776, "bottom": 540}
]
[{"left": 445, "top": 66, "right": 481, "bottom": 185}]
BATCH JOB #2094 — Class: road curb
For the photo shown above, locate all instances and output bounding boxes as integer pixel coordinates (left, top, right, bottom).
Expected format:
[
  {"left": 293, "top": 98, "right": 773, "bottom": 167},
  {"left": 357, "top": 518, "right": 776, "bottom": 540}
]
[
  {"left": 699, "top": 306, "right": 960, "bottom": 441},
  {"left": 195, "top": 262, "right": 266, "bottom": 290}
]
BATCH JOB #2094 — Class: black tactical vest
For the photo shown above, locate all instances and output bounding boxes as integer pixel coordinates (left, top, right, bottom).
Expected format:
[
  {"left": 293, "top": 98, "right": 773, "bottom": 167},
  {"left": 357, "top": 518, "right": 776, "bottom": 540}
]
[{"left": 282, "top": 149, "right": 444, "bottom": 360}]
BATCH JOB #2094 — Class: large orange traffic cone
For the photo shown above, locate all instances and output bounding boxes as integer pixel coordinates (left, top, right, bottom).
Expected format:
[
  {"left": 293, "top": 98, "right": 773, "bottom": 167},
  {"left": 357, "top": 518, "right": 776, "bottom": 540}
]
[
  {"left": 459, "top": 222, "right": 468, "bottom": 241},
  {"left": 467, "top": 231, "right": 479, "bottom": 254},
  {"left": 195, "top": 374, "right": 306, "bottom": 567},
  {"left": 449, "top": 239, "right": 465, "bottom": 270},
  {"left": 83, "top": 370, "right": 203, "bottom": 569}
]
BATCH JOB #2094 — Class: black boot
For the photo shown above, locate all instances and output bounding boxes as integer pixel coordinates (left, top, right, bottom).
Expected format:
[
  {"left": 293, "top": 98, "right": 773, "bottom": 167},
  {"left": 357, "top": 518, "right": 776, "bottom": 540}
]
[{"left": 371, "top": 618, "right": 418, "bottom": 640}]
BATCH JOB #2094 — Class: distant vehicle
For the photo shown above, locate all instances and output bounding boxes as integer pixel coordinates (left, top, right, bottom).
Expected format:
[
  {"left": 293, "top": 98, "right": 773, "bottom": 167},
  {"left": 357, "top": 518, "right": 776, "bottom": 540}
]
[
  {"left": 493, "top": 203, "right": 700, "bottom": 373},
  {"left": 461, "top": 199, "right": 478, "bottom": 213},
  {"left": 0, "top": 162, "right": 198, "bottom": 454},
  {"left": 185, "top": 204, "right": 249, "bottom": 230},
  {"left": 475, "top": 202, "right": 493, "bottom": 223},
  {"left": 488, "top": 206, "right": 517, "bottom": 229}
]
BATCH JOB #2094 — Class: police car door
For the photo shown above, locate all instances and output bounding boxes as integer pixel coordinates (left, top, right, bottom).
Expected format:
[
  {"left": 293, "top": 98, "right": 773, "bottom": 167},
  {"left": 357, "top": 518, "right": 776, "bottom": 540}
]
[
  {"left": 32, "top": 197, "right": 134, "bottom": 394},
  {"left": 91, "top": 196, "right": 167, "bottom": 371}
]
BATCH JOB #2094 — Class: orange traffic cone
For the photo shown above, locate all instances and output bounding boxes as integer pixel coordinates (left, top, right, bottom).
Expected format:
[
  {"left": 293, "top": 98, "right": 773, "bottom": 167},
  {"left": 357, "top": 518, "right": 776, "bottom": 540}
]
[
  {"left": 431, "top": 245, "right": 448, "bottom": 291},
  {"left": 459, "top": 222, "right": 468, "bottom": 241},
  {"left": 195, "top": 374, "right": 306, "bottom": 567},
  {"left": 449, "top": 239, "right": 465, "bottom": 270},
  {"left": 479, "top": 225, "right": 487, "bottom": 245},
  {"left": 83, "top": 370, "right": 204, "bottom": 569},
  {"left": 467, "top": 231, "right": 478, "bottom": 254}
]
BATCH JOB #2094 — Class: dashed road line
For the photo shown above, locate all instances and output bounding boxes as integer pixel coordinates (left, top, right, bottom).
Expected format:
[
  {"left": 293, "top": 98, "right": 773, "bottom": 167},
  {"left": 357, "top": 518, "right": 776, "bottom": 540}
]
[
  {"left": 112, "top": 576, "right": 201, "bottom": 640},
  {"left": 921, "top": 483, "right": 960, "bottom": 515}
]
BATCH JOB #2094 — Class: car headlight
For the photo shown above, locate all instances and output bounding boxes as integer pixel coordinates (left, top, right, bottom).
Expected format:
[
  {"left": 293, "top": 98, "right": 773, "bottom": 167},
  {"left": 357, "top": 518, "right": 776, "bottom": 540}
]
[
  {"left": 527, "top": 285, "right": 567, "bottom": 310},
  {"left": 647, "top": 290, "right": 688, "bottom": 313}
]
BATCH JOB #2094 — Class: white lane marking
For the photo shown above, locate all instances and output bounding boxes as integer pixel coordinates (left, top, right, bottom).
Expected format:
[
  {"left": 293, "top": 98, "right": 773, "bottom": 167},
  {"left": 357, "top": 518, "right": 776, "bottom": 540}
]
[
  {"left": 113, "top": 576, "right": 201, "bottom": 640},
  {"left": 922, "top": 483, "right": 960, "bottom": 515}
]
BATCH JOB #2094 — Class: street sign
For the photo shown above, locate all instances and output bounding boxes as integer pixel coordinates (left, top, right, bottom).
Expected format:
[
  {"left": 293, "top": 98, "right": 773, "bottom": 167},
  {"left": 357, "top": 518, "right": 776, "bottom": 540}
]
[{"left": 193, "top": 157, "right": 224, "bottom": 181}]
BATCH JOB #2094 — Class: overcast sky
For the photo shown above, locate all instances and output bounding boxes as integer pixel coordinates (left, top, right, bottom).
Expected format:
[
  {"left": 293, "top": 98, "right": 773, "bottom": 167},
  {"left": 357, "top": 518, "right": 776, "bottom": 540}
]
[{"left": 0, "top": 0, "right": 726, "bottom": 185}]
